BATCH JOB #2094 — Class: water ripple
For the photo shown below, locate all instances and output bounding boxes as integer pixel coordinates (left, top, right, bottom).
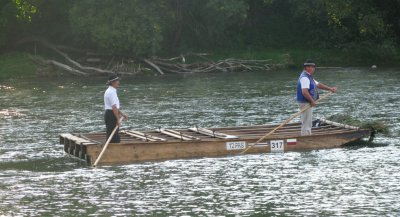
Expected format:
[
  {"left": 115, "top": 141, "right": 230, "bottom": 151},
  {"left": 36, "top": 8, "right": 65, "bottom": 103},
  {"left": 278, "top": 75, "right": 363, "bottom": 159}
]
[{"left": 0, "top": 69, "right": 399, "bottom": 216}]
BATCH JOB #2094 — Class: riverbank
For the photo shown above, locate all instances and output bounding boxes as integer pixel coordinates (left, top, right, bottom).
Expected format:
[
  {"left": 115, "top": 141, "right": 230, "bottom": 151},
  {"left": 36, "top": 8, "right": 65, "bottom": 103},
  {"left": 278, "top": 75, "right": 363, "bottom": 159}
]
[
  {"left": 210, "top": 46, "right": 400, "bottom": 67},
  {"left": 0, "top": 53, "right": 38, "bottom": 79},
  {"left": 1, "top": 47, "right": 400, "bottom": 79}
]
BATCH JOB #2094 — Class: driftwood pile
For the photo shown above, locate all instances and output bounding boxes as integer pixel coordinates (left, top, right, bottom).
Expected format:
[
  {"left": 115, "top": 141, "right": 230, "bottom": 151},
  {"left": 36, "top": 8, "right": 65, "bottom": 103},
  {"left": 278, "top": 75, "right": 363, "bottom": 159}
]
[
  {"left": 149, "top": 56, "right": 272, "bottom": 74},
  {"left": 23, "top": 39, "right": 273, "bottom": 76}
]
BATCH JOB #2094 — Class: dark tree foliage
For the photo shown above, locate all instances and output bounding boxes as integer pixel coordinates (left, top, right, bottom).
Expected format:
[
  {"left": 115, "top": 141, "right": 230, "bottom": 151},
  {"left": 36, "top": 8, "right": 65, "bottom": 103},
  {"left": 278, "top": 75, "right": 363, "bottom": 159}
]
[
  {"left": 69, "top": 0, "right": 174, "bottom": 56},
  {"left": 1, "top": 0, "right": 400, "bottom": 55},
  {"left": 167, "top": 0, "right": 248, "bottom": 51}
]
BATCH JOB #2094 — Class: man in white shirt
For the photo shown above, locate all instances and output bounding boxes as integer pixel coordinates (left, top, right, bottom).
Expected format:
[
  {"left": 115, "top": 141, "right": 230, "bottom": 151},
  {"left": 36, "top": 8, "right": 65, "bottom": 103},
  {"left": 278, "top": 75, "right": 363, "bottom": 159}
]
[
  {"left": 104, "top": 75, "right": 128, "bottom": 143},
  {"left": 296, "top": 60, "right": 337, "bottom": 135}
]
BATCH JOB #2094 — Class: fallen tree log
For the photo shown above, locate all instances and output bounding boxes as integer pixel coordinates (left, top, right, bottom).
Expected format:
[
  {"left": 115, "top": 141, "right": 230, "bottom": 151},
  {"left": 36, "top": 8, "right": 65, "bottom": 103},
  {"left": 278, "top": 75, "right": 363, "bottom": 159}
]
[
  {"left": 38, "top": 40, "right": 116, "bottom": 75},
  {"left": 18, "top": 38, "right": 133, "bottom": 75},
  {"left": 143, "top": 59, "right": 164, "bottom": 75},
  {"left": 47, "top": 59, "right": 88, "bottom": 76},
  {"left": 29, "top": 55, "right": 88, "bottom": 76}
]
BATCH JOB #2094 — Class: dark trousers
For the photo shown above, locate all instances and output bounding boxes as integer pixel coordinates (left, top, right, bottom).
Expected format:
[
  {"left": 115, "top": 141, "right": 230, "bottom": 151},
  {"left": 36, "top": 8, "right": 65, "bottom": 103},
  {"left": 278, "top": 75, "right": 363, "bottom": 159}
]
[{"left": 104, "top": 110, "right": 120, "bottom": 143}]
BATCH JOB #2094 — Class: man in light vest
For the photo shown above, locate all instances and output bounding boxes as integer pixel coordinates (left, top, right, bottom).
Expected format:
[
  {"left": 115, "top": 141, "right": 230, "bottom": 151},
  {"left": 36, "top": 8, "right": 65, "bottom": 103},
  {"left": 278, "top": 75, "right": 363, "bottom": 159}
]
[{"left": 297, "top": 59, "right": 337, "bottom": 136}]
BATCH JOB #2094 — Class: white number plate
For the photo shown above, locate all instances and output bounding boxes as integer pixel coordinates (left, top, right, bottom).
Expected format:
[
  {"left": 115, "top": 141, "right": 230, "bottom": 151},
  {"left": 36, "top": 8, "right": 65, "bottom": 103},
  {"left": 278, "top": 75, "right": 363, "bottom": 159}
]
[
  {"left": 226, "top": 141, "right": 246, "bottom": 150},
  {"left": 270, "top": 140, "right": 284, "bottom": 153}
]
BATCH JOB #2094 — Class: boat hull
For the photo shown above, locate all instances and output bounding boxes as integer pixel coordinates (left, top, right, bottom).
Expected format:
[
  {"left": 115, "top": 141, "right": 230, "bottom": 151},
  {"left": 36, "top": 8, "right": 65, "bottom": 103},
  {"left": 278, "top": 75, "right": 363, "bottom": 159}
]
[{"left": 60, "top": 122, "right": 370, "bottom": 166}]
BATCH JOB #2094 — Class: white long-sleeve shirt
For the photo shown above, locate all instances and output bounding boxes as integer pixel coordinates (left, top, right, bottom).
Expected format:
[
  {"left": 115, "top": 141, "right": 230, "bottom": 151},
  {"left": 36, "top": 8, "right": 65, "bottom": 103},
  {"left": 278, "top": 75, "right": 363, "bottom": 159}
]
[{"left": 104, "top": 86, "right": 120, "bottom": 110}]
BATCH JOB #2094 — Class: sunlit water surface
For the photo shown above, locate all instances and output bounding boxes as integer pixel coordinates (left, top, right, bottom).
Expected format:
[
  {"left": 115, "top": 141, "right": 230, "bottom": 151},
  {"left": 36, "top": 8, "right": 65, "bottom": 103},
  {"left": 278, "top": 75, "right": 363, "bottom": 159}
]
[{"left": 0, "top": 68, "right": 399, "bottom": 216}]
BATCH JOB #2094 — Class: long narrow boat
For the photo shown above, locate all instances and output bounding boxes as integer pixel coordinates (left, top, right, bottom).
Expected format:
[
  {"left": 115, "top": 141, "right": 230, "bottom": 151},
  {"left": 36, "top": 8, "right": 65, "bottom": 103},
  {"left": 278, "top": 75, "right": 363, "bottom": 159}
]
[{"left": 59, "top": 118, "right": 371, "bottom": 166}]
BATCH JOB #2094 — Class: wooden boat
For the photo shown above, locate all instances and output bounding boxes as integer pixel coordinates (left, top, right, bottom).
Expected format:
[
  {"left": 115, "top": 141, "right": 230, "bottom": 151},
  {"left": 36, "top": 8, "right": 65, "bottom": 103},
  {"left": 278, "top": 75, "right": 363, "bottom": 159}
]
[{"left": 59, "top": 118, "right": 371, "bottom": 166}]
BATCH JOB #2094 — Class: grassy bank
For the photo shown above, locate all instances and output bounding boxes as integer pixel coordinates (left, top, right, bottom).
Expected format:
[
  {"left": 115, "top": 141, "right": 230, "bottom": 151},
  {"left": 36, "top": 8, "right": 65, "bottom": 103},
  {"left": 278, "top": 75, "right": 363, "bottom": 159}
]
[{"left": 0, "top": 53, "right": 38, "bottom": 80}]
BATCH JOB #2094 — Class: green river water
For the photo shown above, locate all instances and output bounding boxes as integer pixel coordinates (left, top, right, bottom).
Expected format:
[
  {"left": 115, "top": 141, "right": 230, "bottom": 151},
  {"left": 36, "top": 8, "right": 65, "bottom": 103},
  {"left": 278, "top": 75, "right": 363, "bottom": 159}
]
[{"left": 0, "top": 68, "right": 399, "bottom": 216}]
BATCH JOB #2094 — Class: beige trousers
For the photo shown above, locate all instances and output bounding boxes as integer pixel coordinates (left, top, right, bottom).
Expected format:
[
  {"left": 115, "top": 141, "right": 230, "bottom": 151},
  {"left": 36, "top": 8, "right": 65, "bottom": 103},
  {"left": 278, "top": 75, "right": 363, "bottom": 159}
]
[{"left": 298, "top": 103, "right": 313, "bottom": 136}]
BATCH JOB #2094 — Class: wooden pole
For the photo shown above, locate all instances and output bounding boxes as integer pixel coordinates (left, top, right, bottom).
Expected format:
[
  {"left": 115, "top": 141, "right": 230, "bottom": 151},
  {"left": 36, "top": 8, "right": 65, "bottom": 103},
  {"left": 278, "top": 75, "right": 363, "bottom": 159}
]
[
  {"left": 93, "top": 117, "right": 124, "bottom": 167},
  {"left": 241, "top": 91, "right": 334, "bottom": 154}
]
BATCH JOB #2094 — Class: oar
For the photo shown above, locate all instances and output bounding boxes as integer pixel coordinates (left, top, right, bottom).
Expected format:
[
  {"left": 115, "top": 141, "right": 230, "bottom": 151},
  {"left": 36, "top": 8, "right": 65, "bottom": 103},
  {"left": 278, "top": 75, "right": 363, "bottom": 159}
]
[
  {"left": 240, "top": 91, "right": 334, "bottom": 154},
  {"left": 93, "top": 117, "right": 124, "bottom": 167}
]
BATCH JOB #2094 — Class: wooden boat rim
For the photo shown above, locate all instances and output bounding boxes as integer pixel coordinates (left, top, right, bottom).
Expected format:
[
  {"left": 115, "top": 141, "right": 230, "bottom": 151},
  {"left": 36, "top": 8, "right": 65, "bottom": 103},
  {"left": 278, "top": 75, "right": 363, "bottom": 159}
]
[
  {"left": 63, "top": 118, "right": 369, "bottom": 146},
  {"left": 76, "top": 129, "right": 371, "bottom": 147}
]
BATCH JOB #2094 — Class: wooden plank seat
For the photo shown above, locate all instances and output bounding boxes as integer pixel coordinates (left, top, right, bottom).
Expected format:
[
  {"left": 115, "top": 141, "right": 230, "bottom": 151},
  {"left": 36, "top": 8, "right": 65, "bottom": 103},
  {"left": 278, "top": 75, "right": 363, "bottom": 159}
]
[
  {"left": 121, "top": 130, "right": 166, "bottom": 142},
  {"left": 189, "top": 127, "right": 238, "bottom": 139},
  {"left": 157, "top": 128, "right": 200, "bottom": 140}
]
